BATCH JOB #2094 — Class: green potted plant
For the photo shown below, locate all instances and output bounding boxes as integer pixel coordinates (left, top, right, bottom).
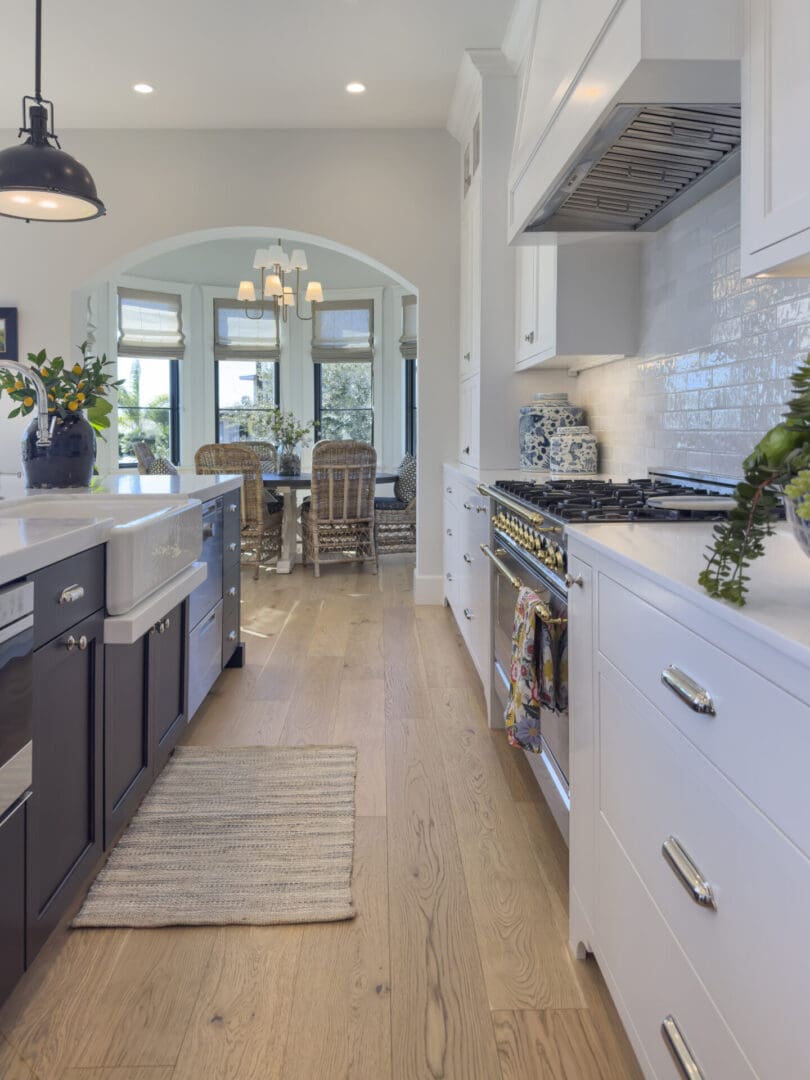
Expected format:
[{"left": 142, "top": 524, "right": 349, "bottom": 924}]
[
  {"left": 699, "top": 353, "right": 810, "bottom": 605},
  {"left": 269, "top": 408, "right": 314, "bottom": 476},
  {"left": 0, "top": 342, "right": 122, "bottom": 488}
]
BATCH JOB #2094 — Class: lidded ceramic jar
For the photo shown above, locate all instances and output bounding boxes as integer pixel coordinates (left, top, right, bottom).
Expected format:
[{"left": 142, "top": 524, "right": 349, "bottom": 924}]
[
  {"left": 548, "top": 425, "right": 598, "bottom": 474},
  {"left": 519, "top": 393, "right": 586, "bottom": 470}
]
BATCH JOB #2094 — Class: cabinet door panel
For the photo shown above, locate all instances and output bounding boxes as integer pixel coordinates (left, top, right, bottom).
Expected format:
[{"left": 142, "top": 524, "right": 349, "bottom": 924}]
[
  {"left": 742, "top": 0, "right": 810, "bottom": 271},
  {"left": 105, "top": 636, "right": 150, "bottom": 846},
  {"left": 27, "top": 610, "right": 103, "bottom": 961},
  {"left": 516, "top": 246, "right": 539, "bottom": 367},
  {"left": 0, "top": 799, "right": 26, "bottom": 1005},
  {"left": 150, "top": 602, "right": 188, "bottom": 775}
]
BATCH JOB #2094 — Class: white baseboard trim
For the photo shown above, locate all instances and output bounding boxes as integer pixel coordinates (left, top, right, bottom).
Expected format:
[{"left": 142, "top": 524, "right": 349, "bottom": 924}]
[{"left": 413, "top": 573, "right": 444, "bottom": 606}]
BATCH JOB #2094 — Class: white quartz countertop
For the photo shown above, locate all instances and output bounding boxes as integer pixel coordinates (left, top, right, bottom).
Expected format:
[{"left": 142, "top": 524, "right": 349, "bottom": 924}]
[
  {"left": 0, "top": 472, "right": 241, "bottom": 587},
  {"left": 0, "top": 471, "right": 242, "bottom": 504},
  {"left": 567, "top": 520, "right": 810, "bottom": 667}
]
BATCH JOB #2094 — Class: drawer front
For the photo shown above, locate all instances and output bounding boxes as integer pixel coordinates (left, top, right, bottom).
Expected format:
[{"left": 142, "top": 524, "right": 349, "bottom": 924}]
[
  {"left": 223, "top": 493, "right": 241, "bottom": 568},
  {"left": 443, "top": 468, "right": 462, "bottom": 512},
  {"left": 28, "top": 546, "right": 105, "bottom": 649},
  {"left": 222, "top": 564, "right": 241, "bottom": 661},
  {"left": 188, "top": 601, "right": 222, "bottom": 720},
  {"left": 189, "top": 501, "right": 223, "bottom": 629},
  {"left": 0, "top": 798, "right": 26, "bottom": 1006},
  {"left": 597, "top": 814, "right": 757, "bottom": 1080},
  {"left": 599, "top": 660, "right": 810, "bottom": 1079},
  {"left": 598, "top": 572, "right": 810, "bottom": 854}
]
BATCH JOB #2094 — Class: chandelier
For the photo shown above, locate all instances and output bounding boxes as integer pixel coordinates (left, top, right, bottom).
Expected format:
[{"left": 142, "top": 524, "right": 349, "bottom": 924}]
[{"left": 237, "top": 242, "right": 324, "bottom": 322}]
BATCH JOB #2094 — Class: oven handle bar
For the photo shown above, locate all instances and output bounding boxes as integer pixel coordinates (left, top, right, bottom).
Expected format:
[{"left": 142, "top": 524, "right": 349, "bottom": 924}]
[
  {"left": 480, "top": 544, "right": 567, "bottom": 626},
  {"left": 476, "top": 483, "right": 547, "bottom": 528}
]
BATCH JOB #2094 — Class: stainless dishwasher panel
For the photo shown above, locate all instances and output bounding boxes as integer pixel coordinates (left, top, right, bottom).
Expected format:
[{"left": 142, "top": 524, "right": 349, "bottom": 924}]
[
  {"left": 189, "top": 498, "right": 223, "bottom": 629},
  {"left": 188, "top": 600, "right": 223, "bottom": 720}
]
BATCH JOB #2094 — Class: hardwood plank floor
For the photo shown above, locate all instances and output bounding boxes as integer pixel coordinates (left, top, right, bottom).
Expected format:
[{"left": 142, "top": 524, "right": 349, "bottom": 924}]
[{"left": 0, "top": 554, "right": 640, "bottom": 1080}]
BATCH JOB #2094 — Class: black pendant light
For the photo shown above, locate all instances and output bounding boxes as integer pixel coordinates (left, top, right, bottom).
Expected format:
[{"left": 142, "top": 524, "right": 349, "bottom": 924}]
[{"left": 0, "top": 0, "right": 105, "bottom": 222}]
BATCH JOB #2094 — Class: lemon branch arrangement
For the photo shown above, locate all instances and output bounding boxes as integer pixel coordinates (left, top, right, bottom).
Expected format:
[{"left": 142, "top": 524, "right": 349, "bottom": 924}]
[
  {"left": 0, "top": 342, "right": 123, "bottom": 436},
  {"left": 699, "top": 353, "right": 810, "bottom": 606}
]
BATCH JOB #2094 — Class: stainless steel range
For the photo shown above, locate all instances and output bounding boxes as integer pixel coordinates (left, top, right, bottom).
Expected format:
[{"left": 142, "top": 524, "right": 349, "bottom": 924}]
[{"left": 478, "top": 470, "right": 747, "bottom": 840}]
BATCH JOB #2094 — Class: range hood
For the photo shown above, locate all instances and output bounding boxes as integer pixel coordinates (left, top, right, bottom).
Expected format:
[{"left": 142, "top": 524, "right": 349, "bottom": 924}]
[{"left": 527, "top": 102, "right": 741, "bottom": 233}]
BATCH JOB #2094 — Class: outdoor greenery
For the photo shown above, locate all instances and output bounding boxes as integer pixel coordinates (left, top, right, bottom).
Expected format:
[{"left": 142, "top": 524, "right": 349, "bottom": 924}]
[
  {"left": 0, "top": 342, "right": 122, "bottom": 436},
  {"left": 216, "top": 360, "right": 278, "bottom": 442},
  {"left": 699, "top": 353, "right": 810, "bottom": 605},
  {"left": 317, "top": 361, "right": 373, "bottom": 442},
  {"left": 117, "top": 358, "right": 173, "bottom": 463}
]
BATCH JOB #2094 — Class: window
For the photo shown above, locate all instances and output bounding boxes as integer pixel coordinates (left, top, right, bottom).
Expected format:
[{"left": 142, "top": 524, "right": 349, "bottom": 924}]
[
  {"left": 117, "top": 288, "right": 184, "bottom": 467},
  {"left": 400, "top": 295, "right": 418, "bottom": 455},
  {"left": 312, "top": 299, "right": 374, "bottom": 442},
  {"left": 214, "top": 299, "right": 280, "bottom": 442}
]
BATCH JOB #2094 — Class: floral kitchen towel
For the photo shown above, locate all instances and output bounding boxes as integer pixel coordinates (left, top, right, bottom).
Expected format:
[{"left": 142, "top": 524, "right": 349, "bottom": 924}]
[{"left": 505, "top": 587, "right": 545, "bottom": 753}]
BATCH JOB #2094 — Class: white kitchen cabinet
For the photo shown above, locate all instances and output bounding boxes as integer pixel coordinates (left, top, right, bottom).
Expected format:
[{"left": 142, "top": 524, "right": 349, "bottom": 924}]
[
  {"left": 442, "top": 465, "right": 490, "bottom": 685},
  {"left": 741, "top": 0, "right": 810, "bottom": 276},
  {"left": 514, "top": 240, "right": 640, "bottom": 371},
  {"left": 567, "top": 529, "right": 810, "bottom": 1080},
  {"left": 460, "top": 174, "right": 481, "bottom": 379},
  {"left": 458, "top": 372, "right": 480, "bottom": 468}
]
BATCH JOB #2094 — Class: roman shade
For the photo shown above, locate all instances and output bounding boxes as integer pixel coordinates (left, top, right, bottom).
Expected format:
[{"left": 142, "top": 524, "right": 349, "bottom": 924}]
[
  {"left": 311, "top": 299, "right": 374, "bottom": 362},
  {"left": 214, "top": 299, "right": 280, "bottom": 361},
  {"left": 118, "top": 288, "right": 185, "bottom": 359},
  {"left": 400, "top": 294, "right": 417, "bottom": 360}
]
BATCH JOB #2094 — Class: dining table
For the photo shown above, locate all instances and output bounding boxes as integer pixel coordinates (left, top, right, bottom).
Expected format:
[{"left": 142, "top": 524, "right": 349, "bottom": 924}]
[{"left": 262, "top": 471, "right": 398, "bottom": 573}]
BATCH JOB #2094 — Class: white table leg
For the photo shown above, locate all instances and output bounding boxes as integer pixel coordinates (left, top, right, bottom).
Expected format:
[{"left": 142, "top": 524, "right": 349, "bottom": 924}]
[{"left": 276, "top": 486, "right": 298, "bottom": 574}]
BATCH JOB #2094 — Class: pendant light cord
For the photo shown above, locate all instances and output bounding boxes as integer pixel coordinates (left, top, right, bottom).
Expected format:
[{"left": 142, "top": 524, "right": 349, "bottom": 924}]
[{"left": 34, "top": 0, "right": 42, "bottom": 101}]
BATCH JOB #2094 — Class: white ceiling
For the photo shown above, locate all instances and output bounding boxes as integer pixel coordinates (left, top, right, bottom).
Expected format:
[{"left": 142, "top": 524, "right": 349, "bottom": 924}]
[
  {"left": 130, "top": 237, "right": 400, "bottom": 288},
  {"left": 1, "top": 0, "right": 515, "bottom": 130}
]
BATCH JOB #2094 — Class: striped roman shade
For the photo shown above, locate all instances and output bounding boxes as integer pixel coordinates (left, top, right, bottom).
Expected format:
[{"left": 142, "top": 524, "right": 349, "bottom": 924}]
[
  {"left": 399, "top": 295, "right": 417, "bottom": 360},
  {"left": 214, "top": 298, "right": 280, "bottom": 360},
  {"left": 311, "top": 299, "right": 374, "bottom": 362},
  {"left": 118, "top": 288, "right": 185, "bottom": 359}
]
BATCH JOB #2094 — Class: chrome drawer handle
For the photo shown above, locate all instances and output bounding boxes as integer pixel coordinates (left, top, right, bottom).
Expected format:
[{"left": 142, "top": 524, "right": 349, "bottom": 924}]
[
  {"left": 661, "top": 666, "right": 715, "bottom": 715},
  {"left": 228, "top": 503, "right": 238, "bottom": 513},
  {"left": 662, "top": 1016, "right": 705, "bottom": 1079},
  {"left": 462, "top": 446, "right": 470, "bottom": 455},
  {"left": 228, "top": 586, "right": 237, "bottom": 597},
  {"left": 463, "top": 352, "right": 471, "bottom": 361},
  {"left": 564, "top": 573, "right": 583, "bottom": 588},
  {"left": 446, "top": 528, "right": 453, "bottom": 536},
  {"left": 446, "top": 572, "right": 453, "bottom": 582},
  {"left": 66, "top": 635, "right": 87, "bottom": 652},
  {"left": 228, "top": 542, "right": 237, "bottom": 552},
  {"left": 463, "top": 608, "right": 474, "bottom": 620},
  {"left": 446, "top": 486, "right": 453, "bottom": 494},
  {"left": 227, "top": 630, "right": 237, "bottom": 641},
  {"left": 662, "top": 837, "right": 716, "bottom": 910},
  {"left": 475, "top": 504, "right": 487, "bottom": 513},
  {"left": 164, "top": 616, "right": 171, "bottom": 630},
  {"left": 463, "top": 502, "right": 473, "bottom": 510},
  {"left": 524, "top": 331, "right": 535, "bottom": 344},
  {"left": 59, "top": 584, "right": 85, "bottom": 604},
  {"left": 463, "top": 553, "right": 472, "bottom": 564},
  {"left": 158, "top": 620, "right": 166, "bottom": 634}
]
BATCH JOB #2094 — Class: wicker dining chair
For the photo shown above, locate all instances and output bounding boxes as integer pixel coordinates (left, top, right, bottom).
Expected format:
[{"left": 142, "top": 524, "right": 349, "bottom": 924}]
[
  {"left": 194, "top": 443, "right": 283, "bottom": 579},
  {"left": 301, "top": 440, "right": 378, "bottom": 577},
  {"left": 132, "top": 441, "right": 156, "bottom": 474},
  {"left": 374, "top": 496, "right": 416, "bottom": 554},
  {"left": 240, "top": 441, "right": 278, "bottom": 474}
]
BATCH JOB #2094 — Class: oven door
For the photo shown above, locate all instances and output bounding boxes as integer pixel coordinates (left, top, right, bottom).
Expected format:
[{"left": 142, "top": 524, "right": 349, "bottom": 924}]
[{"left": 490, "top": 536, "right": 570, "bottom": 786}]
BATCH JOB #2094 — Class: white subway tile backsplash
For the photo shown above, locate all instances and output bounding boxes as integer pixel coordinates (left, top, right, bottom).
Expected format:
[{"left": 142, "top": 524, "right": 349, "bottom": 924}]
[{"left": 562, "top": 178, "right": 810, "bottom": 480}]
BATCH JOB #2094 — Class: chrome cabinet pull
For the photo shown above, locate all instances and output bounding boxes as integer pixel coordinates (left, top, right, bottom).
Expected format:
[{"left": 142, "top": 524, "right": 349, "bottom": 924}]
[
  {"left": 228, "top": 586, "right": 237, "bottom": 597},
  {"left": 227, "top": 630, "right": 237, "bottom": 641},
  {"left": 446, "top": 528, "right": 453, "bottom": 536},
  {"left": 158, "top": 620, "right": 166, "bottom": 634},
  {"left": 164, "top": 616, "right": 171, "bottom": 630},
  {"left": 564, "top": 573, "right": 583, "bottom": 588},
  {"left": 78, "top": 635, "right": 88, "bottom": 651},
  {"left": 475, "top": 504, "right": 487, "bottom": 513},
  {"left": 59, "top": 584, "right": 85, "bottom": 605},
  {"left": 662, "top": 837, "right": 716, "bottom": 910},
  {"left": 463, "top": 351, "right": 471, "bottom": 360},
  {"left": 524, "top": 331, "right": 535, "bottom": 344},
  {"left": 463, "top": 502, "right": 473, "bottom": 511},
  {"left": 462, "top": 446, "right": 470, "bottom": 455},
  {"left": 228, "top": 502, "right": 238, "bottom": 513},
  {"left": 446, "top": 572, "right": 453, "bottom": 582},
  {"left": 662, "top": 1016, "right": 705, "bottom": 1079},
  {"left": 463, "top": 553, "right": 472, "bottom": 564},
  {"left": 446, "top": 486, "right": 453, "bottom": 494},
  {"left": 463, "top": 608, "right": 474, "bottom": 620},
  {"left": 227, "top": 542, "right": 237, "bottom": 552},
  {"left": 65, "top": 635, "right": 77, "bottom": 651},
  {"left": 662, "top": 666, "right": 715, "bottom": 715}
]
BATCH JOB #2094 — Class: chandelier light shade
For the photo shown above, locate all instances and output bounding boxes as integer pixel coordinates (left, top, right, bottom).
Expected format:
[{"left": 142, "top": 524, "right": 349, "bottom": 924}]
[
  {"left": 0, "top": 0, "right": 105, "bottom": 223},
  {"left": 237, "top": 240, "right": 324, "bottom": 322}
]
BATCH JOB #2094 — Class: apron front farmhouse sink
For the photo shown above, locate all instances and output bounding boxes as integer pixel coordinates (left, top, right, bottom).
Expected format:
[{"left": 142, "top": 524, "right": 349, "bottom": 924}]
[{"left": 0, "top": 495, "right": 203, "bottom": 614}]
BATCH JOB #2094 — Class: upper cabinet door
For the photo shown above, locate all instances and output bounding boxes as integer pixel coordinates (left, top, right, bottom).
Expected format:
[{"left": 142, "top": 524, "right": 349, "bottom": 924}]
[
  {"left": 742, "top": 0, "right": 810, "bottom": 275},
  {"left": 515, "top": 246, "right": 539, "bottom": 367},
  {"left": 460, "top": 176, "right": 481, "bottom": 379}
]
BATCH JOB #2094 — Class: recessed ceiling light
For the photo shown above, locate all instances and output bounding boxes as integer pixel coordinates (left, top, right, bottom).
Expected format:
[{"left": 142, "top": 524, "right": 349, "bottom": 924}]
[
  {"left": 345, "top": 82, "right": 366, "bottom": 94},
  {"left": 133, "top": 83, "right": 154, "bottom": 95}
]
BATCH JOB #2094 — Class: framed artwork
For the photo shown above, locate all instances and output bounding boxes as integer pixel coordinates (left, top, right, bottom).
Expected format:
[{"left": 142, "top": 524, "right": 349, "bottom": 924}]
[{"left": 0, "top": 308, "right": 18, "bottom": 361}]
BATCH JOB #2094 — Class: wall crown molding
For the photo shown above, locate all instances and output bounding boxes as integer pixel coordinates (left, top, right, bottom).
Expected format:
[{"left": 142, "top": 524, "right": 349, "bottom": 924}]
[{"left": 447, "top": 48, "right": 512, "bottom": 143}]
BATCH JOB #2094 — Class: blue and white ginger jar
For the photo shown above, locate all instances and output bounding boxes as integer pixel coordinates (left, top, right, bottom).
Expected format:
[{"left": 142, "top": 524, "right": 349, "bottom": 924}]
[
  {"left": 519, "top": 393, "right": 587, "bottom": 470},
  {"left": 549, "top": 425, "right": 598, "bottom": 474}
]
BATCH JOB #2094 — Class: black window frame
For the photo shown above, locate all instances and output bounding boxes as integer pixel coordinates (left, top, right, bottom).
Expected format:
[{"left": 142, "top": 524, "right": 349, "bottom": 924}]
[
  {"left": 314, "top": 361, "right": 375, "bottom": 445},
  {"left": 404, "top": 355, "right": 417, "bottom": 456},
  {"left": 117, "top": 356, "right": 181, "bottom": 469},
  {"left": 214, "top": 358, "right": 281, "bottom": 443}
]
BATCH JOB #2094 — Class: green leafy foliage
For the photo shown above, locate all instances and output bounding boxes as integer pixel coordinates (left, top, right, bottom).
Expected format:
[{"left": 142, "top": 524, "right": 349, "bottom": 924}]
[
  {"left": 699, "top": 353, "right": 810, "bottom": 605},
  {"left": 0, "top": 342, "right": 123, "bottom": 440}
]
